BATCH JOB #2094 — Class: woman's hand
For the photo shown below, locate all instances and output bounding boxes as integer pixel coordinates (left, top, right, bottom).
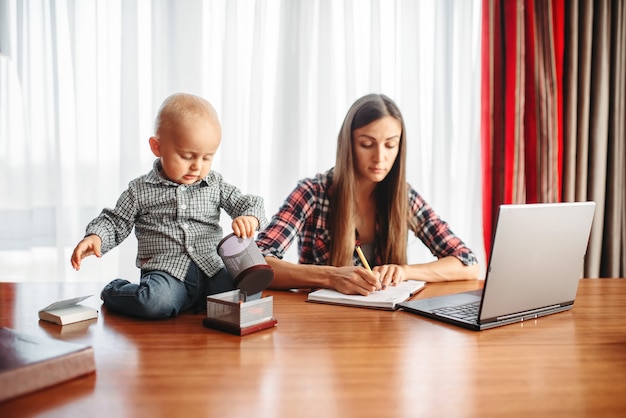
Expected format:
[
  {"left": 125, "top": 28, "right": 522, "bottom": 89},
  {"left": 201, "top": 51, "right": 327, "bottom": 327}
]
[
  {"left": 373, "top": 264, "right": 407, "bottom": 289},
  {"left": 330, "top": 266, "right": 382, "bottom": 295}
]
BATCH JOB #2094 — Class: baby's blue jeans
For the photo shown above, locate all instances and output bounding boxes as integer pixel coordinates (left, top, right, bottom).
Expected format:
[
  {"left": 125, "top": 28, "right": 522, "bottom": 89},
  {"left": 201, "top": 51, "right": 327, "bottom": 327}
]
[{"left": 100, "top": 261, "right": 258, "bottom": 319}]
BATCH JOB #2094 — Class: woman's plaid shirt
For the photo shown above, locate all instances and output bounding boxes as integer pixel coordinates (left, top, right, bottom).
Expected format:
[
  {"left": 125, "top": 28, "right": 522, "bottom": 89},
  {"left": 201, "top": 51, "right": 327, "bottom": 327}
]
[{"left": 256, "top": 169, "right": 477, "bottom": 268}]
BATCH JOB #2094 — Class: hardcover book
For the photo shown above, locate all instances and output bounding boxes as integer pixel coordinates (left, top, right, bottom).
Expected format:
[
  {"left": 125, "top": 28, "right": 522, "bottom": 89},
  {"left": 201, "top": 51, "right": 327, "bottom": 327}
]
[
  {"left": 0, "top": 327, "right": 96, "bottom": 402},
  {"left": 38, "top": 295, "right": 98, "bottom": 325},
  {"left": 307, "top": 280, "right": 426, "bottom": 310}
]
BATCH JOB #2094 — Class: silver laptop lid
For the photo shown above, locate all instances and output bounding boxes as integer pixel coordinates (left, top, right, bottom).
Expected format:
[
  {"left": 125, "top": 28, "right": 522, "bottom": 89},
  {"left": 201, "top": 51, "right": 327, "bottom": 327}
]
[{"left": 479, "top": 202, "right": 596, "bottom": 323}]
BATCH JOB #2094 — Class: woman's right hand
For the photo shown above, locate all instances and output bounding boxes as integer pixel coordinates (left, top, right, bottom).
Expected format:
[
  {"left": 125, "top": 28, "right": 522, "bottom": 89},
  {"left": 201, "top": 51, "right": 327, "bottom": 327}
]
[
  {"left": 330, "top": 266, "right": 382, "bottom": 295},
  {"left": 264, "top": 257, "right": 381, "bottom": 295}
]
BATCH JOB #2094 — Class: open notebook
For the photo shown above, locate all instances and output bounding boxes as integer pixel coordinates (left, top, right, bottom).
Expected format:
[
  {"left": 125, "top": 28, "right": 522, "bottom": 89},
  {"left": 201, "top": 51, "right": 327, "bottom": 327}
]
[
  {"left": 307, "top": 280, "right": 425, "bottom": 310},
  {"left": 398, "top": 202, "right": 596, "bottom": 330}
]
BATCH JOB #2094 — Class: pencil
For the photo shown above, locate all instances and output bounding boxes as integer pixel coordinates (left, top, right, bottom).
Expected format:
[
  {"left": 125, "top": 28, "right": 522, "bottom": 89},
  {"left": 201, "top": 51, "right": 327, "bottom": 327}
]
[{"left": 355, "top": 246, "right": 372, "bottom": 272}]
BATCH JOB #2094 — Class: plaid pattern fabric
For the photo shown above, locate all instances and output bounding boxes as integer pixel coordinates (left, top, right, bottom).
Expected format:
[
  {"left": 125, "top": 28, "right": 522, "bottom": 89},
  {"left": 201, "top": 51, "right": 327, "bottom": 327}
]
[
  {"left": 86, "top": 159, "right": 267, "bottom": 281},
  {"left": 256, "top": 169, "right": 477, "bottom": 267}
]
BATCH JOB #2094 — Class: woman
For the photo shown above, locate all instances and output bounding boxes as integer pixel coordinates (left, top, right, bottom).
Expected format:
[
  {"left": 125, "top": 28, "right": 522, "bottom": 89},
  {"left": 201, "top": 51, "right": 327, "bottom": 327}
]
[{"left": 256, "top": 94, "right": 480, "bottom": 295}]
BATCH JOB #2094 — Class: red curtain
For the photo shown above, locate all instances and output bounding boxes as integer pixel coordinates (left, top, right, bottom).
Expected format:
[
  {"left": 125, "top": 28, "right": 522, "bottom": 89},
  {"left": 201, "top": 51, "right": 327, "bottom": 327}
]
[{"left": 481, "top": 0, "right": 565, "bottom": 256}]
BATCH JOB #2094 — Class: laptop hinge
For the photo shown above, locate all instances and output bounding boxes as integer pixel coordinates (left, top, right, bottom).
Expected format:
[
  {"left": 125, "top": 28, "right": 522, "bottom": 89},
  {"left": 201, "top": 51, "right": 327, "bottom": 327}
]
[{"left": 496, "top": 304, "right": 562, "bottom": 321}]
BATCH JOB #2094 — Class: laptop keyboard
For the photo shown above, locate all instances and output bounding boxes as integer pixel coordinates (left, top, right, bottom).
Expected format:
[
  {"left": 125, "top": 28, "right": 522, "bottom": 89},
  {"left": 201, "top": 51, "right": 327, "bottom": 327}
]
[{"left": 433, "top": 302, "right": 480, "bottom": 321}]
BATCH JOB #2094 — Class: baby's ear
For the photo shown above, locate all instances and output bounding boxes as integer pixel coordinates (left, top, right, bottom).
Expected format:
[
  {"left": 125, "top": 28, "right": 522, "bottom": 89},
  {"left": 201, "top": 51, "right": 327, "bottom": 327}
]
[{"left": 149, "top": 136, "right": 162, "bottom": 157}]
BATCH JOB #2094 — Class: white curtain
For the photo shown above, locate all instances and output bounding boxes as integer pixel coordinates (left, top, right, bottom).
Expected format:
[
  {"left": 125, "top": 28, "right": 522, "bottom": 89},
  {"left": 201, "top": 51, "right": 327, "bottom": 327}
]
[{"left": 0, "top": 0, "right": 485, "bottom": 282}]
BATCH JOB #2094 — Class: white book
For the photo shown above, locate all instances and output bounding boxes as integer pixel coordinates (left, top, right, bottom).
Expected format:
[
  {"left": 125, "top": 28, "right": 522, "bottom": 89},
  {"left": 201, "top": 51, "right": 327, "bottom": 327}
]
[
  {"left": 307, "top": 280, "right": 426, "bottom": 310},
  {"left": 38, "top": 295, "right": 99, "bottom": 325}
]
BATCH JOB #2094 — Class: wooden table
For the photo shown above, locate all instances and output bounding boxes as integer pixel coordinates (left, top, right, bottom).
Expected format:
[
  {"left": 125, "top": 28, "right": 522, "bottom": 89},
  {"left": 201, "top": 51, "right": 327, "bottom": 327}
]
[{"left": 1, "top": 279, "right": 625, "bottom": 417}]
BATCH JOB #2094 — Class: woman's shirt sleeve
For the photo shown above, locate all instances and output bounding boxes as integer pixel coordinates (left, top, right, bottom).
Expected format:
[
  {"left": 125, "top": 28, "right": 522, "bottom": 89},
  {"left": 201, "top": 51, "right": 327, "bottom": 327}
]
[
  {"left": 409, "top": 186, "right": 478, "bottom": 266},
  {"left": 255, "top": 177, "right": 318, "bottom": 260}
]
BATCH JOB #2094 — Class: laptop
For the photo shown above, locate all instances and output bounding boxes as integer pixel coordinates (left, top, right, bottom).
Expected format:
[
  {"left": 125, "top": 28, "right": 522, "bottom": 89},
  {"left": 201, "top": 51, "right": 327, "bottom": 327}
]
[{"left": 398, "top": 201, "right": 596, "bottom": 330}]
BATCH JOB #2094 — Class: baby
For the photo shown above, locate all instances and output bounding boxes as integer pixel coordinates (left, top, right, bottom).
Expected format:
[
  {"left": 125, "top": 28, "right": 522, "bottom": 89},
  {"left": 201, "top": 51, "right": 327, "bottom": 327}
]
[{"left": 71, "top": 92, "right": 268, "bottom": 319}]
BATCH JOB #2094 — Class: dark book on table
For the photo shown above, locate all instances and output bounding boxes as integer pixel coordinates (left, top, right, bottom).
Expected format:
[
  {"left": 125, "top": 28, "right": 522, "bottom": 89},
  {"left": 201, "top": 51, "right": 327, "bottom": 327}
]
[{"left": 0, "top": 327, "right": 96, "bottom": 402}]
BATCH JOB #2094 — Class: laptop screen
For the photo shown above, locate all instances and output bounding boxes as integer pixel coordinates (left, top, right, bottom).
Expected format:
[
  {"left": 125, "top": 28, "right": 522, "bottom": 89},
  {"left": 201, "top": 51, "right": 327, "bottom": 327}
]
[{"left": 479, "top": 202, "right": 596, "bottom": 323}]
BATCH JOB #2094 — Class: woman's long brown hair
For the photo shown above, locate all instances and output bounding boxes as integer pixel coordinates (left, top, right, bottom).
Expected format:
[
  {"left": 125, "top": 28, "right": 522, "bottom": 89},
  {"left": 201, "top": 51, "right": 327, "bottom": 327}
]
[{"left": 329, "top": 94, "right": 417, "bottom": 267}]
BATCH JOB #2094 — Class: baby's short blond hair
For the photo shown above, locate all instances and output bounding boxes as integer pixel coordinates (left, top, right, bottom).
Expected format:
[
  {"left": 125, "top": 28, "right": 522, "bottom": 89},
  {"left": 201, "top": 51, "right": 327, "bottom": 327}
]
[{"left": 154, "top": 93, "right": 220, "bottom": 137}]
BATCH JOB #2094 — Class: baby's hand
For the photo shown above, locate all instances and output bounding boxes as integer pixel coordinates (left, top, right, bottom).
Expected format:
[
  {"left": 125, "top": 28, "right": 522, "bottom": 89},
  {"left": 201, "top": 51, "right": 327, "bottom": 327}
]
[
  {"left": 232, "top": 216, "right": 259, "bottom": 238},
  {"left": 70, "top": 234, "right": 102, "bottom": 271}
]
